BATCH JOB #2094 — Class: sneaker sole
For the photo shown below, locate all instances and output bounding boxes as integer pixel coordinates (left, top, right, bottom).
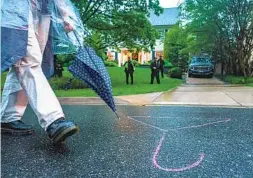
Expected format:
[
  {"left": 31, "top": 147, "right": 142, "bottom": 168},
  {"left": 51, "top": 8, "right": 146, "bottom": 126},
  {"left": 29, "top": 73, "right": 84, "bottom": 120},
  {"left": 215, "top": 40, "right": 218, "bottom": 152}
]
[
  {"left": 52, "top": 125, "right": 79, "bottom": 144},
  {"left": 1, "top": 128, "right": 35, "bottom": 135}
]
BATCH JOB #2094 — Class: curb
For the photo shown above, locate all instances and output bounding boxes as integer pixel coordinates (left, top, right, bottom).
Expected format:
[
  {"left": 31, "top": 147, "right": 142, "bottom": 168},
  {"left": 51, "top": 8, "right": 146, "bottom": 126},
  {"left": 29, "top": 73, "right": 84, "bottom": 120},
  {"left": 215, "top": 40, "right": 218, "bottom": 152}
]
[
  {"left": 58, "top": 97, "right": 130, "bottom": 105},
  {"left": 57, "top": 86, "right": 180, "bottom": 105},
  {"left": 143, "top": 104, "right": 252, "bottom": 108},
  {"left": 151, "top": 86, "right": 179, "bottom": 103}
]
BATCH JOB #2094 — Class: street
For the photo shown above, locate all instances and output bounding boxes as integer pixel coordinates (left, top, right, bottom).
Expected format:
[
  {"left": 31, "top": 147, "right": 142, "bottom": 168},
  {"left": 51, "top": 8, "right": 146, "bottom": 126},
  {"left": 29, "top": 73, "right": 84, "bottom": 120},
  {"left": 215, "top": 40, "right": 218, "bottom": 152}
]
[
  {"left": 2, "top": 0, "right": 253, "bottom": 177},
  {"left": 2, "top": 105, "right": 253, "bottom": 178}
]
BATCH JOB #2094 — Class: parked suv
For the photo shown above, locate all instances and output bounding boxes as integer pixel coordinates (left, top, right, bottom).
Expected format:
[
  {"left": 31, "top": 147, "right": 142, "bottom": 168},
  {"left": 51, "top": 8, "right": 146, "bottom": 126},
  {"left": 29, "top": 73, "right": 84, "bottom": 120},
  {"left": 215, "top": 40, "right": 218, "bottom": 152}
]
[{"left": 188, "top": 57, "right": 214, "bottom": 78}]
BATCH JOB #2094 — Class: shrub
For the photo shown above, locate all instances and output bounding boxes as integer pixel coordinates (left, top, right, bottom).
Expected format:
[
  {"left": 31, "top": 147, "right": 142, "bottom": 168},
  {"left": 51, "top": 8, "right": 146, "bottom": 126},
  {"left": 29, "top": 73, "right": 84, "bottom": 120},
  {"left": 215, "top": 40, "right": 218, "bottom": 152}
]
[
  {"left": 49, "top": 77, "right": 88, "bottom": 90},
  {"left": 246, "top": 77, "right": 253, "bottom": 83},
  {"left": 49, "top": 77, "right": 67, "bottom": 90},
  {"left": 144, "top": 60, "right": 152, "bottom": 64},
  {"left": 104, "top": 61, "right": 118, "bottom": 67},
  {"left": 139, "top": 64, "right": 150, "bottom": 67},
  {"left": 143, "top": 60, "right": 173, "bottom": 68},
  {"left": 112, "top": 60, "right": 119, "bottom": 65},
  {"left": 70, "top": 78, "right": 89, "bottom": 89},
  {"left": 132, "top": 60, "right": 140, "bottom": 67},
  {"left": 99, "top": 52, "right": 108, "bottom": 61},
  {"left": 164, "top": 60, "right": 174, "bottom": 68},
  {"left": 220, "top": 75, "right": 253, "bottom": 84},
  {"left": 168, "top": 67, "right": 183, "bottom": 79},
  {"left": 56, "top": 54, "right": 75, "bottom": 67},
  {"left": 63, "top": 61, "right": 73, "bottom": 67}
]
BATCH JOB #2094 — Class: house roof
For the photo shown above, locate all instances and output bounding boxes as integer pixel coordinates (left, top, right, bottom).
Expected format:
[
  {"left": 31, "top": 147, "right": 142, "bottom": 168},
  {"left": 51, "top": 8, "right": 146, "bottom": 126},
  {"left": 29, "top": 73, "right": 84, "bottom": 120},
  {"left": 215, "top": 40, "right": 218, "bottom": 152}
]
[{"left": 149, "top": 7, "right": 180, "bottom": 26}]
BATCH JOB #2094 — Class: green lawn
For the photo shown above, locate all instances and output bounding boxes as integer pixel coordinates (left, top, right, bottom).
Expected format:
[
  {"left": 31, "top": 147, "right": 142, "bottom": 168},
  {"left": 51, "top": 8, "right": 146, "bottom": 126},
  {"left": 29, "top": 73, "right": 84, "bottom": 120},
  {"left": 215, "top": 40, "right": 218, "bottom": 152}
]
[
  {"left": 1, "top": 72, "right": 7, "bottom": 89},
  {"left": 1, "top": 67, "right": 182, "bottom": 97}
]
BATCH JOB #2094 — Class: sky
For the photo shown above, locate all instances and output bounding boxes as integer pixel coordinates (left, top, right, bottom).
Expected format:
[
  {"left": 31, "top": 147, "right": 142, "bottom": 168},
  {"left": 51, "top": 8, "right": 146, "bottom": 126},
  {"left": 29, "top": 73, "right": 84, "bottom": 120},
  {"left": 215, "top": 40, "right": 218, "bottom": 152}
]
[{"left": 159, "top": 0, "right": 182, "bottom": 8}]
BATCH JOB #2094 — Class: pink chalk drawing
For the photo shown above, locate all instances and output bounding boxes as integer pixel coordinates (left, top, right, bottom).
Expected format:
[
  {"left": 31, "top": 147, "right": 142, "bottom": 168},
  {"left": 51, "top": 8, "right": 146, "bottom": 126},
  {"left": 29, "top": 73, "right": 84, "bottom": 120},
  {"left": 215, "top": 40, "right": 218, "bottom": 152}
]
[
  {"left": 127, "top": 116, "right": 231, "bottom": 172},
  {"left": 153, "top": 133, "right": 205, "bottom": 172},
  {"left": 168, "top": 118, "right": 231, "bottom": 131},
  {"left": 127, "top": 116, "right": 168, "bottom": 132},
  {"left": 129, "top": 116, "right": 231, "bottom": 132}
]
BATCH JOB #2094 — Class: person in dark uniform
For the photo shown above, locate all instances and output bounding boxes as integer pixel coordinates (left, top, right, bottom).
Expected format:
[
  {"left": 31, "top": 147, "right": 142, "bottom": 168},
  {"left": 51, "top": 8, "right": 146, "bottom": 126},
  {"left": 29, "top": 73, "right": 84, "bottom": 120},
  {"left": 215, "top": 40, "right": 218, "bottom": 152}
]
[
  {"left": 150, "top": 57, "right": 160, "bottom": 84},
  {"left": 124, "top": 57, "right": 135, "bottom": 85},
  {"left": 56, "top": 63, "right": 64, "bottom": 77},
  {"left": 158, "top": 56, "right": 165, "bottom": 78}
]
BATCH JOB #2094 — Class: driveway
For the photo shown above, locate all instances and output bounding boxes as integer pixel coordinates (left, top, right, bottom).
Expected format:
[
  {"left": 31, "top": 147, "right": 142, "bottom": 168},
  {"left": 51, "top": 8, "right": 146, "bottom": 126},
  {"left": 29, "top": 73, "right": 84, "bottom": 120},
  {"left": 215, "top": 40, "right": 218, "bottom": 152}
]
[
  {"left": 153, "top": 76, "right": 253, "bottom": 107},
  {"left": 186, "top": 76, "right": 225, "bottom": 85}
]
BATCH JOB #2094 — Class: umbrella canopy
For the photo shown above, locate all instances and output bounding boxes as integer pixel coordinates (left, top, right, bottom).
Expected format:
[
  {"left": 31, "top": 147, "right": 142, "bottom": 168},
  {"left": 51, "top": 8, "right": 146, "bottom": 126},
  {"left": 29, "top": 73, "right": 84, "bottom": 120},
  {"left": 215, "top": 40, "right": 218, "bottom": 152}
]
[{"left": 68, "top": 45, "right": 116, "bottom": 112}]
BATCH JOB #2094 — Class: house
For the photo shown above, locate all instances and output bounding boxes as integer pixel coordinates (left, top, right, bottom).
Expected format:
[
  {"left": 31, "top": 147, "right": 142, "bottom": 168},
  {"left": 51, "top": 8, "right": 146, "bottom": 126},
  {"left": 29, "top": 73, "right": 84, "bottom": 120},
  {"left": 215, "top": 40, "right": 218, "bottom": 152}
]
[
  {"left": 149, "top": 7, "right": 180, "bottom": 59},
  {"left": 107, "top": 8, "right": 180, "bottom": 66}
]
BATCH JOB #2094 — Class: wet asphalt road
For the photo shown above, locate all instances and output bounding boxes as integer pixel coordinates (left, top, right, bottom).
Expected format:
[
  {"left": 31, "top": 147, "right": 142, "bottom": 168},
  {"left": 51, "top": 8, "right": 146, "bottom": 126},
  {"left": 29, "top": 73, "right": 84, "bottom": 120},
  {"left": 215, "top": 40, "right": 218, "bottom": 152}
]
[{"left": 1, "top": 105, "right": 253, "bottom": 178}]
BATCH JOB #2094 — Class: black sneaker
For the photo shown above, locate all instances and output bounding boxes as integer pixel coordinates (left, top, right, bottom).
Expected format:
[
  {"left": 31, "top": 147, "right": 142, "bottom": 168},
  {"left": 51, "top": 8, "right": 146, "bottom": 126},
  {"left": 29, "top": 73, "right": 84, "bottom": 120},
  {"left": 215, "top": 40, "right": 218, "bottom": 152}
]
[
  {"left": 1, "top": 120, "right": 34, "bottom": 135},
  {"left": 46, "top": 118, "right": 78, "bottom": 144}
]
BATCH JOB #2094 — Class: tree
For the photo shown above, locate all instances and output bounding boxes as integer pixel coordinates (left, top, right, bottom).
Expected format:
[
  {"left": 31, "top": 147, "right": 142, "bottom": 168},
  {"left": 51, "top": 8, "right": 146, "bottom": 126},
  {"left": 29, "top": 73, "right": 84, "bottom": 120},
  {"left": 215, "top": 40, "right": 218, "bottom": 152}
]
[
  {"left": 181, "top": 0, "right": 253, "bottom": 77},
  {"left": 163, "top": 25, "right": 189, "bottom": 70},
  {"left": 72, "top": 0, "right": 163, "bottom": 57}
]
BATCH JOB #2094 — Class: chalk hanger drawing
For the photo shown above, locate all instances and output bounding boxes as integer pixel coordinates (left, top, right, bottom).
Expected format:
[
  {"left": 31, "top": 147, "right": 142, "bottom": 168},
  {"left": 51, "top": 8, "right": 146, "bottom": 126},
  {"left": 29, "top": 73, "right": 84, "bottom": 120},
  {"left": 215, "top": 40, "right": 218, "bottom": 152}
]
[{"left": 128, "top": 116, "right": 231, "bottom": 172}]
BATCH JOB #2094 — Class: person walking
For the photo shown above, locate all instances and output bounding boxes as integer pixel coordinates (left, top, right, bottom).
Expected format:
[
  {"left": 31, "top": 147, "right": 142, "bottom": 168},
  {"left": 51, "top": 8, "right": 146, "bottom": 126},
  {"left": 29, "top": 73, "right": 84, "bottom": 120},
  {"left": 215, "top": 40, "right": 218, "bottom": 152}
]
[
  {"left": 124, "top": 57, "right": 135, "bottom": 85},
  {"left": 1, "top": 0, "right": 82, "bottom": 144},
  {"left": 150, "top": 57, "right": 160, "bottom": 84}
]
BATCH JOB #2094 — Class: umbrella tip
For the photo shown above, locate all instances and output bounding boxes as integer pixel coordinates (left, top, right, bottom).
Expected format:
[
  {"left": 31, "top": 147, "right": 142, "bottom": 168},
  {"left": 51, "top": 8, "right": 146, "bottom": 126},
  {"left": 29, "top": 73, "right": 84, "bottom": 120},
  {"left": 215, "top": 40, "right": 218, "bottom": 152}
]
[
  {"left": 115, "top": 111, "right": 128, "bottom": 120},
  {"left": 115, "top": 112, "right": 121, "bottom": 119}
]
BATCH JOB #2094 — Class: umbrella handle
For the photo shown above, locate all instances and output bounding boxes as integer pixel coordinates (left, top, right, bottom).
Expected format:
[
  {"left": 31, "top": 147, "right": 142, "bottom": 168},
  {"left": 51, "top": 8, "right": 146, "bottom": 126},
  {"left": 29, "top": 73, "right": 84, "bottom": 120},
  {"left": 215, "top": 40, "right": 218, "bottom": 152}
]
[
  {"left": 65, "top": 14, "right": 88, "bottom": 47},
  {"left": 66, "top": 30, "right": 82, "bottom": 48}
]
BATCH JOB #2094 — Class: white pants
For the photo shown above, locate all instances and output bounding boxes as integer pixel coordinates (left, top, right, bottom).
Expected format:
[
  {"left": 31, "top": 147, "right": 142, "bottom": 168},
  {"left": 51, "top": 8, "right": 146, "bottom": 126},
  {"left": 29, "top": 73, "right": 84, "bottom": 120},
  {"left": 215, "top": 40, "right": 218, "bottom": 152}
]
[{"left": 1, "top": 14, "right": 64, "bottom": 130}]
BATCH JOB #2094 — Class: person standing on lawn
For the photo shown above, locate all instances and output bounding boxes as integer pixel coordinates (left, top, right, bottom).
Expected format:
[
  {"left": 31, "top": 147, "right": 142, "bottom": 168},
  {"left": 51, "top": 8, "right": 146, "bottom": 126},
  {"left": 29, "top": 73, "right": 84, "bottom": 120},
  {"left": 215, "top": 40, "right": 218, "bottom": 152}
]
[
  {"left": 150, "top": 57, "right": 160, "bottom": 84},
  {"left": 158, "top": 56, "right": 165, "bottom": 78},
  {"left": 1, "top": 0, "right": 83, "bottom": 144},
  {"left": 124, "top": 57, "right": 135, "bottom": 85},
  {"left": 56, "top": 63, "right": 64, "bottom": 78}
]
